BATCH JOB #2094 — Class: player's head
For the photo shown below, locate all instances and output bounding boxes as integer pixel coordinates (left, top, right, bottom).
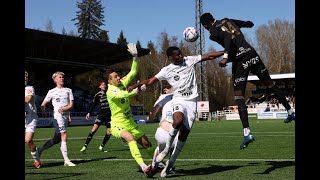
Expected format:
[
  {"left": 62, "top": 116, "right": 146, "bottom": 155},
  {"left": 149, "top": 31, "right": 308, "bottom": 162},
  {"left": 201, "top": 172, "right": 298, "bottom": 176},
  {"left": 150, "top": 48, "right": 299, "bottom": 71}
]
[
  {"left": 163, "top": 84, "right": 173, "bottom": 94},
  {"left": 25, "top": 71, "right": 29, "bottom": 86},
  {"left": 52, "top": 71, "right": 65, "bottom": 85},
  {"left": 166, "top": 46, "right": 183, "bottom": 63},
  {"left": 200, "top": 12, "right": 215, "bottom": 30},
  {"left": 99, "top": 80, "right": 107, "bottom": 91},
  {"left": 106, "top": 69, "right": 121, "bottom": 86}
]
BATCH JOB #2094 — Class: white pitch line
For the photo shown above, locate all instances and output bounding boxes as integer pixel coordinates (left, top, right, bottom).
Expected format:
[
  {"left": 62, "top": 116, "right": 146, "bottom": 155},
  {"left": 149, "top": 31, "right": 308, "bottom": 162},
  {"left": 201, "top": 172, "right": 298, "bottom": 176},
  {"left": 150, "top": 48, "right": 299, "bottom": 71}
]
[{"left": 25, "top": 158, "right": 295, "bottom": 162}]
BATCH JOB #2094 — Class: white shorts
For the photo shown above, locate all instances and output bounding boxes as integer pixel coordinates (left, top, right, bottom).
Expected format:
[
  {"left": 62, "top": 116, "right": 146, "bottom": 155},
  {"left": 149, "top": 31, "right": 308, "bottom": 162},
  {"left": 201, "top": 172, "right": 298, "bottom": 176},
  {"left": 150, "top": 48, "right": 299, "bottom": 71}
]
[
  {"left": 171, "top": 98, "right": 197, "bottom": 130},
  {"left": 155, "top": 127, "right": 178, "bottom": 152},
  {"left": 25, "top": 118, "right": 37, "bottom": 133},
  {"left": 52, "top": 112, "right": 69, "bottom": 133}
]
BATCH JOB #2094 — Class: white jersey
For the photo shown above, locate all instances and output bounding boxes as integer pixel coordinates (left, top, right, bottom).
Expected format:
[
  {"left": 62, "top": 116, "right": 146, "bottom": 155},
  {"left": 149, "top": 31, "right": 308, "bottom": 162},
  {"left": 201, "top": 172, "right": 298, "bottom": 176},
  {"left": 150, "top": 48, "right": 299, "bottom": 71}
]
[
  {"left": 155, "top": 55, "right": 201, "bottom": 100},
  {"left": 153, "top": 93, "right": 173, "bottom": 124},
  {"left": 25, "top": 85, "right": 37, "bottom": 116},
  {"left": 44, "top": 87, "right": 74, "bottom": 112}
]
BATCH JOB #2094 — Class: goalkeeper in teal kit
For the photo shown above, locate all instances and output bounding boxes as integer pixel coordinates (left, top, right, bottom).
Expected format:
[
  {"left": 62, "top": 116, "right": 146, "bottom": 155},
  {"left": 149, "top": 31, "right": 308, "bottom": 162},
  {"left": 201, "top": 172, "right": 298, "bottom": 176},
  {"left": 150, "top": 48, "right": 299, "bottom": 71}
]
[{"left": 106, "top": 43, "right": 154, "bottom": 175}]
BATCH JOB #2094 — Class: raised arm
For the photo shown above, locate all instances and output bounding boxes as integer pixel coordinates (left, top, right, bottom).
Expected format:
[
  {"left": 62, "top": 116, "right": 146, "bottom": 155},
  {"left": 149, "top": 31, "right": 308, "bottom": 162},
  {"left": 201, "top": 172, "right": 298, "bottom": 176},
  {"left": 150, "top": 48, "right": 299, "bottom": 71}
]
[{"left": 128, "top": 76, "right": 159, "bottom": 92}]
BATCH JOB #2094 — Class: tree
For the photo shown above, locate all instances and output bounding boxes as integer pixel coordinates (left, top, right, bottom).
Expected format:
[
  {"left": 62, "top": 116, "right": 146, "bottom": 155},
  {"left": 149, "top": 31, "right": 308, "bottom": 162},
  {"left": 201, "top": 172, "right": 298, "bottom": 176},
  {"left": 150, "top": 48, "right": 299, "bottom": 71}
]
[
  {"left": 255, "top": 19, "right": 295, "bottom": 73},
  {"left": 117, "top": 30, "right": 128, "bottom": 45},
  {"left": 72, "top": 0, "right": 105, "bottom": 40},
  {"left": 46, "top": 19, "right": 54, "bottom": 33},
  {"left": 62, "top": 27, "right": 67, "bottom": 35},
  {"left": 99, "top": 30, "right": 110, "bottom": 42}
]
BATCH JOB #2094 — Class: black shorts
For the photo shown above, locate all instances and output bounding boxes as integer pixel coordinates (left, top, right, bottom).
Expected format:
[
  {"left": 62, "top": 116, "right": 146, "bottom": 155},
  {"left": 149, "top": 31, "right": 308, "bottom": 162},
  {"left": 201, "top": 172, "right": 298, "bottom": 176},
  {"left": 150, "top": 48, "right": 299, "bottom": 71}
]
[
  {"left": 94, "top": 115, "right": 111, "bottom": 128},
  {"left": 232, "top": 50, "right": 267, "bottom": 89}
]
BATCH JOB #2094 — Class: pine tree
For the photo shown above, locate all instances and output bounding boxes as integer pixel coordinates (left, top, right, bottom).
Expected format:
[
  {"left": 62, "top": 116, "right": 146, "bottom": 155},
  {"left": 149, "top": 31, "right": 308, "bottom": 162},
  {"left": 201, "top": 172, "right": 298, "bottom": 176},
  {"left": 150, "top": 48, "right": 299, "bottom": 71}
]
[
  {"left": 72, "top": 0, "right": 105, "bottom": 40},
  {"left": 117, "top": 30, "right": 128, "bottom": 45}
]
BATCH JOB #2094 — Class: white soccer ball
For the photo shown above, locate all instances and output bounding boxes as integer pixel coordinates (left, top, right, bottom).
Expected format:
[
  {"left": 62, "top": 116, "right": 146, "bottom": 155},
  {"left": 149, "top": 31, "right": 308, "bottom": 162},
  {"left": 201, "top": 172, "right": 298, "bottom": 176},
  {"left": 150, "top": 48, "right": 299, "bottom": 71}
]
[{"left": 183, "top": 27, "right": 198, "bottom": 42}]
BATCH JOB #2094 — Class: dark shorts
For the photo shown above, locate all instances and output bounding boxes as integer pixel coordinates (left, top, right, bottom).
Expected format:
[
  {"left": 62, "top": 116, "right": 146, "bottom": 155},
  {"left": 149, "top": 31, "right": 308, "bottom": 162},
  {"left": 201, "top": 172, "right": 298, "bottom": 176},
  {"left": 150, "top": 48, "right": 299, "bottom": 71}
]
[
  {"left": 232, "top": 51, "right": 267, "bottom": 90},
  {"left": 94, "top": 115, "right": 111, "bottom": 128}
]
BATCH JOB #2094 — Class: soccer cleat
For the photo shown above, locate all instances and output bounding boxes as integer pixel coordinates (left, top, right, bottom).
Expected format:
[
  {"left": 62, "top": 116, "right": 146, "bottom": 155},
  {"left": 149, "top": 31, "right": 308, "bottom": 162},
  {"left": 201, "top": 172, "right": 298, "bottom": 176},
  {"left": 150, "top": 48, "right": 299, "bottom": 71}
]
[
  {"left": 34, "top": 161, "right": 41, "bottom": 169},
  {"left": 156, "top": 148, "right": 169, "bottom": 163},
  {"left": 284, "top": 112, "right": 295, "bottom": 123},
  {"left": 160, "top": 160, "right": 174, "bottom": 178},
  {"left": 99, "top": 145, "right": 108, "bottom": 152},
  {"left": 64, "top": 161, "right": 76, "bottom": 167},
  {"left": 80, "top": 146, "right": 87, "bottom": 153},
  {"left": 240, "top": 132, "right": 255, "bottom": 150},
  {"left": 146, "top": 165, "right": 158, "bottom": 178}
]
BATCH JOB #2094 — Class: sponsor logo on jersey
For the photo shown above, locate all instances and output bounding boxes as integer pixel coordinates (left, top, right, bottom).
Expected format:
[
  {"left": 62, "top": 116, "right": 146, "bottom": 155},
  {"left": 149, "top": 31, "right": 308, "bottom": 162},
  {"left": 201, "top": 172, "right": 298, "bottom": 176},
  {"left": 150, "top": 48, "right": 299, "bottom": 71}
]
[
  {"left": 120, "top": 98, "right": 126, "bottom": 104},
  {"left": 56, "top": 98, "right": 60, "bottom": 102},
  {"left": 175, "top": 106, "right": 179, "bottom": 110},
  {"left": 242, "top": 56, "right": 260, "bottom": 69},
  {"left": 234, "top": 77, "right": 247, "bottom": 86},
  {"left": 236, "top": 47, "right": 251, "bottom": 57}
]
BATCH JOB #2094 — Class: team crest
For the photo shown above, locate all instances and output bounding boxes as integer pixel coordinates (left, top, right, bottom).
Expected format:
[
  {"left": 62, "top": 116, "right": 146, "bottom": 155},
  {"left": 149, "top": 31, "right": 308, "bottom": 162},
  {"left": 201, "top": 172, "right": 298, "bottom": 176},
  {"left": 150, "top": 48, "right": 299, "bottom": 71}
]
[{"left": 173, "top": 75, "right": 180, "bottom": 81}]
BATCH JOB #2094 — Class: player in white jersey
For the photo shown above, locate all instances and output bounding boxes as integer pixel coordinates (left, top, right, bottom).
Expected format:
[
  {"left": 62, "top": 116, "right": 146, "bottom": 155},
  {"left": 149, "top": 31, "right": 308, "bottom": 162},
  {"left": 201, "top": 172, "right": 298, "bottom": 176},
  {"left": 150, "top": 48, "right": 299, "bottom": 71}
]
[
  {"left": 128, "top": 46, "right": 224, "bottom": 177},
  {"left": 147, "top": 85, "right": 177, "bottom": 177},
  {"left": 37, "top": 71, "right": 76, "bottom": 167},
  {"left": 25, "top": 71, "right": 41, "bottom": 169}
]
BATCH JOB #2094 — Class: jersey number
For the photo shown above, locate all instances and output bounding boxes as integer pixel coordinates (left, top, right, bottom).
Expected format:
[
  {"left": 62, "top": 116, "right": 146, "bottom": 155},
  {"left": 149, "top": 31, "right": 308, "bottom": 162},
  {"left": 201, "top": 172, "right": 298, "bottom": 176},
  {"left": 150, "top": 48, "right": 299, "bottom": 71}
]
[{"left": 219, "top": 21, "right": 240, "bottom": 39}]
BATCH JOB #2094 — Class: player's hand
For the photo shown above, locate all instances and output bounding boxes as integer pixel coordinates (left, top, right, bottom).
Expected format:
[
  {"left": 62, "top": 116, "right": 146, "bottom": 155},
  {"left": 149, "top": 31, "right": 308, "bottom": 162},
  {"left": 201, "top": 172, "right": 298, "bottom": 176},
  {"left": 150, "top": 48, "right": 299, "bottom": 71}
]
[
  {"left": 128, "top": 85, "right": 136, "bottom": 92},
  {"left": 85, "top": 113, "right": 90, "bottom": 120},
  {"left": 127, "top": 43, "right": 139, "bottom": 60},
  {"left": 140, "top": 84, "right": 147, "bottom": 91},
  {"left": 219, "top": 58, "right": 228, "bottom": 67}
]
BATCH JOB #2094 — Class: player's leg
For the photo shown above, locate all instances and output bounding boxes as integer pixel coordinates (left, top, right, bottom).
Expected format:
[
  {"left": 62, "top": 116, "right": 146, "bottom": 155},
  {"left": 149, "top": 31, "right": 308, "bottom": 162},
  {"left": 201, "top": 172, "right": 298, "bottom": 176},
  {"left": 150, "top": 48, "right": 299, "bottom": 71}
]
[
  {"left": 120, "top": 130, "right": 151, "bottom": 174},
  {"left": 256, "top": 68, "right": 295, "bottom": 123},
  {"left": 156, "top": 101, "right": 184, "bottom": 163},
  {"left": 25, "top": 121, "right": 41, "bottom": 168},
  {"left": 81, "top": 118, "right": 101, "bottom": 152},
  {"left": 99, "top": 120, "right": 111, "bottom": 152},
  {"left": 58, "top": 113, "right": 75, "bottom": 166},
  {"left": 161, "top": 100, "right": 195, "bottom": 177},
  {"left": 232, "top": 60, "right": 255, "bottom": 149},
  {"left": 37, "top": 119, "right": 61, "bottom": 156}
]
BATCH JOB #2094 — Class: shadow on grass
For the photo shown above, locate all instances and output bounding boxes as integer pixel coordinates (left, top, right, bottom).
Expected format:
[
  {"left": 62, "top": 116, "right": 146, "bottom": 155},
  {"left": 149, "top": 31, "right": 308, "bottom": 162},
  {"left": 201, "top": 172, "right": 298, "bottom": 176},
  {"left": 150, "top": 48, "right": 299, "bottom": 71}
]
[
  {"left": 29, "top": 157, "right": 118, "bottom": 168},
  {"left": 25, "top": 172, "right": 84, "bottom": 180},
  {"left": 148, "top": 163, "right": 243, "bottom": 178},
  {"left": 253, "top": 161, "right": 295, "bottom": 174}
]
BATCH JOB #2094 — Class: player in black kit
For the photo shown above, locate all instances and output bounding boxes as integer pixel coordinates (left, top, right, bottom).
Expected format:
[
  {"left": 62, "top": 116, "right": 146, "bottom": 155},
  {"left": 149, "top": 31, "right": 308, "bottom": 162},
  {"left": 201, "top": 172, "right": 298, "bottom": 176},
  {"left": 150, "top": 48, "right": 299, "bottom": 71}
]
[
  {"left": 200, "top": 12, "right": 295, "bottom": 149},
  {"left": 80, "top": 80, "right": 112, "bottom": 153}
]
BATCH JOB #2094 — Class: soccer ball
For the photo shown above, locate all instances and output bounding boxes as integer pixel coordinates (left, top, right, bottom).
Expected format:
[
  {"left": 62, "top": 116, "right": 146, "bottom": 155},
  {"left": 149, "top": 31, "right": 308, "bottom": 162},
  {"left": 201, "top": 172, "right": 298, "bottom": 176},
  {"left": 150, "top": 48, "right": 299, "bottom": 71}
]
[{"left": 183, "top": 27, "right": 198, "bottom": 42}]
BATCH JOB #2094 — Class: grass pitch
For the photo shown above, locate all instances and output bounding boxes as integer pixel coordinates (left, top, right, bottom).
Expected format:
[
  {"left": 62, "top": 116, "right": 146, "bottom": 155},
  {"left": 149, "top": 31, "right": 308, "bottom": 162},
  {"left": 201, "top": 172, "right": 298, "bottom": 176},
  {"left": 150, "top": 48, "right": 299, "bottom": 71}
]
[{"left": 25, "top": 118, "right": 295, "bottom": 179}]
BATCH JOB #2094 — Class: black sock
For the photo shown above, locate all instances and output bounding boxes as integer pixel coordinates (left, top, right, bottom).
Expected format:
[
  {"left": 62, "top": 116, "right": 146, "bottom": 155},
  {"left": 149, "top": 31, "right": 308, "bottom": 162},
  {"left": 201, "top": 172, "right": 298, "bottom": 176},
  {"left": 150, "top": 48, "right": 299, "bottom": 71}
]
[
  {"left": 101, "top": 134, "right": 111, "bottom": 146},
  {"left": 85, "top": 132, "right": 95, "bottom": 146},
  {"left": 235, "top": 98, "right": 249, "bottom": 128}
]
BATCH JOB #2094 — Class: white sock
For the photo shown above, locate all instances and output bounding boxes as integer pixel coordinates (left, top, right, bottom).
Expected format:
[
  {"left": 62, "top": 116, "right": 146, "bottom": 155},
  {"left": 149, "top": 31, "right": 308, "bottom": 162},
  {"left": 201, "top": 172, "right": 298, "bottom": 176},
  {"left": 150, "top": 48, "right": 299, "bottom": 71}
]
[
  {"left": 31, "top": 150, "right": 39, "bottom": 162},
  {"left": 288, "top": 108, "right": 294, "bottom": 115},
  {"left": 166, "top": 128, "right": 178, "bottom": 149},
  {"left": 243, "top": 128, "right": 250, "bottom": 136},
  {"left": 169, "top": 140, "right": 185, "bottom": 164},
  {"left": 60, "top": 141, "right": 70, "bottom": 162},
  {"left": 152, "top": 146, "right": 159, "bottom": 168}
]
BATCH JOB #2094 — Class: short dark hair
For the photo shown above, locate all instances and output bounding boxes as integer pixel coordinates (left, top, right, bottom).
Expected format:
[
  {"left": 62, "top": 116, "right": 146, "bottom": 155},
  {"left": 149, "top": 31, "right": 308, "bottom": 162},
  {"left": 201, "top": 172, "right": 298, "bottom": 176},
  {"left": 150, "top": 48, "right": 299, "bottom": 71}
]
[
  {"left": 200, "top": 13, "right": 215, "bottom": 25},
  {"left": 104, "top": 69, "right": 115, "bottom": 80},
  {"left": 98, "top": 80, "right": 105, "bottom": 86},
  {"left": 166, "top": 46, "right": 180, "bottom": 57}
]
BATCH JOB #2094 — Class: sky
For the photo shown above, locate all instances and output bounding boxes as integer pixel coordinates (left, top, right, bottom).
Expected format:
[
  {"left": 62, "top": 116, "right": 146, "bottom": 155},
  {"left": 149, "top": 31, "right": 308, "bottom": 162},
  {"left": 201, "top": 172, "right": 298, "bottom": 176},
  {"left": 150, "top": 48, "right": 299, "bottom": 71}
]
[{"left": 25, "top": 0, "right": 295, "bottom": 52}]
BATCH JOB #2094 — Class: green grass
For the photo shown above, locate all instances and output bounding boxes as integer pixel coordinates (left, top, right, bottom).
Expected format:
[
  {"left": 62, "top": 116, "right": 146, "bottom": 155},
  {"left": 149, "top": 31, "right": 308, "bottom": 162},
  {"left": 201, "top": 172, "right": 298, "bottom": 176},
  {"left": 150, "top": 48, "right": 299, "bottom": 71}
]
[{"left": 25, "top": 118, "right": 295, "bottom": 179}]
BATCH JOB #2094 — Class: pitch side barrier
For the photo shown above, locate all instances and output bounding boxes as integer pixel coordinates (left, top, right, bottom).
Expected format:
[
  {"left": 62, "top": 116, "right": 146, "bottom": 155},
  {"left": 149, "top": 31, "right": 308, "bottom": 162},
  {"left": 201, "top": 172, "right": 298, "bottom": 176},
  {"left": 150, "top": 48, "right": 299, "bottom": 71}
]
[{"left": 36, "top": 112, "right": 148, "bottom": 127}]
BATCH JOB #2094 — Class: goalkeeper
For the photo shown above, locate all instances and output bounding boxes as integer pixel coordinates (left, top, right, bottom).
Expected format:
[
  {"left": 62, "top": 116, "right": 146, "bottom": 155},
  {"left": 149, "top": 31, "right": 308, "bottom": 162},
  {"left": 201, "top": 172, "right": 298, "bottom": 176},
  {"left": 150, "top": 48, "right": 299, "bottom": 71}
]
[{"left": 106, "top": 43, "right": 153, "bottom": 175}]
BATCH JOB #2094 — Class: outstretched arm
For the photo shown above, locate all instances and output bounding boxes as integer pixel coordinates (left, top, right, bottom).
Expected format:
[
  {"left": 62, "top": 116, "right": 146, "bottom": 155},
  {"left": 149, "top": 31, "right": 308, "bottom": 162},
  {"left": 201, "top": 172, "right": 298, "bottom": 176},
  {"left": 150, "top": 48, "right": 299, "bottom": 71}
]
[
  {"left": 128, "top": 76, "right": 159, "bottom": 92},
  {"left": 231, "top": 19, "right": 254, "bottom": 28},
  {"left": 200, "top": 51, "right": 225, "bottom": 62}
]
